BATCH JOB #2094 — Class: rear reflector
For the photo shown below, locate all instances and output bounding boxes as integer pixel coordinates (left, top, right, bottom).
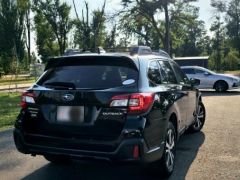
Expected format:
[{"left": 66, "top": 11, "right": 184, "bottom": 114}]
[
  {"left": 133, "top": 145, "right": 140, "bottom": 159},
  {"left": 110, "top": 93, "right": 154, "bottom": 114},
  {"left": 20, "top": 92, "right": 35, "bottom": 108}
]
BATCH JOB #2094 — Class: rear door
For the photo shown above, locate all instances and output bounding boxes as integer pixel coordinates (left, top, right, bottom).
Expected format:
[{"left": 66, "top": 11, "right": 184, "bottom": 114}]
[
  {"left": 170, "top": 62, "right": 197, "bottom": 126},
  {"left": 158, "top": 60, "right": 187, "bottom": 131},
  {"left": 25, "top": 56, "right": 139, "bottom": 141},
  {"left": 193, "top": 68, "right": 213, "bottom": 88}
]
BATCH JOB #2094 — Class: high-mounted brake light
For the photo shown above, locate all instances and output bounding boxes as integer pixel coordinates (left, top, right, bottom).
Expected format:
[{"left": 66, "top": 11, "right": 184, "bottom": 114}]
[
  {"left": 20, "top": 92, "right": 35, "bottom": 108},
  {"left": 110, "top": 93, "right": 154, "bottom": 114}
]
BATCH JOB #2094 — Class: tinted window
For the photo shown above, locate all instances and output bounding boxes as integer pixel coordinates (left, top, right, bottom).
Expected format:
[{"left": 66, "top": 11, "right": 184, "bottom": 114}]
[
  {"left": 148, "top": 61, "right": 161, "bottom": 86},
  {"left": 195, "top": 69, "right": 205, "bottom": 74},
  {"left": 158, "top": 60, "right": 177, "bottom": 84},
  {"left": 182, "top": 68, "right": 195, "bottom": 74},
  {"left": 170, "top": 62, "right": 189, "bottom": 84},
  {"left": 37, "top": 65, "right": 138, "bottom": 89}
]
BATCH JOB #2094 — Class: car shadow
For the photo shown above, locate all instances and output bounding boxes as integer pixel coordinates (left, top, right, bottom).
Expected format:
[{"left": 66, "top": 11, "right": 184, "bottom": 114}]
[
  {"left": 21, "top": 132, "right": 205, "bottom": 180},
  {"left": 169, "top": 132, "right": 205, "bottom": 180},
  {"left": 201, "top": 90, "right": 240, "bottom": 97}
]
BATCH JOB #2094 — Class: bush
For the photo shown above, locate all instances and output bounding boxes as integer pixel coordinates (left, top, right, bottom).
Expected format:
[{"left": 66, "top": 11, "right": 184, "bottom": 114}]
[{"left": 223, "top": 50, "right": 240, "bottom": 71}]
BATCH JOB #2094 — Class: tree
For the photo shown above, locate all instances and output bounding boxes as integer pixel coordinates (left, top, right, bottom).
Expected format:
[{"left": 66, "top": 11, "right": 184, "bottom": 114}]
[
  {"left": 118, "top": 0, "right": 197, "bottom": 55},
  {"left": 210, "top": 0, "right": 226, "bottom": 71},
  {"left": 170, "top": 2, "right": 208, "bottom": 57},
  {"left": 105, "top": 25, "right": 117, "bottom": 49},
  {"left": 33, "top": 10, "right": 59, "bottom": 62},
  {"left": 0, "top": 0, "right": 25, "bottom": 73},
  {"left": 225, "top": 0, "right": 240, "bottom": 54},
  {"left": 72, "top": 0, "right": 106, "bottom": 51},
  {"left": 33, "top": 0, "right": 72, "bottom": 55}
]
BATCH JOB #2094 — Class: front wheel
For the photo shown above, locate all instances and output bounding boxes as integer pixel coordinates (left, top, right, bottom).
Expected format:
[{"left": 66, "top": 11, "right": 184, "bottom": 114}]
[
  {"left": 188, "top": 102, "right": 206, "bottom": 133},
  {"left": 214, "top": 81, "right": 228, "bottom": 92}
]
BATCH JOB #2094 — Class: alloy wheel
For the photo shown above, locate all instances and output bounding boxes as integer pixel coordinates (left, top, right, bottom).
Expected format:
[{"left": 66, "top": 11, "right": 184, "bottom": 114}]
[
  {"left": 165, "top": 128, "right": 175, "bottom": 171},
  {"left": 193, "top": 104, "right": 205, "bottom": 129}
]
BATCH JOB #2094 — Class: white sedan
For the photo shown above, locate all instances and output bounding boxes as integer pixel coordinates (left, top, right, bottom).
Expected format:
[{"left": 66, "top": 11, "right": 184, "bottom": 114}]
[{"left": 181, "top": 66, "right": 240, "bottom": 92}]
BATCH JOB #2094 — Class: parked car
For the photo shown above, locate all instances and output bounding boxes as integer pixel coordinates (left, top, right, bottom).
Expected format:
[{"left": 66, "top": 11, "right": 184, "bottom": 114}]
[
  {"left": 181, "top": 66, "right": 240, "bottom": 92},
  {"left": 13, "top": 46, "right": 205, "bottom": 177}
]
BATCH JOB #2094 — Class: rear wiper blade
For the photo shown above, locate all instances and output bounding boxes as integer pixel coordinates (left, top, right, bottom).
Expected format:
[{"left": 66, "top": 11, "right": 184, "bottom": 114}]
[{"left": 44, "top": 82, "right": 76, "bottom": 89}]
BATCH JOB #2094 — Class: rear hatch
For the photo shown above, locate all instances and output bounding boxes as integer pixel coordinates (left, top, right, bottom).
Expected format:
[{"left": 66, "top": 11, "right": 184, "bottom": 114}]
[{"left": 21, "top": 56, "right": 139, "bottom": 142}]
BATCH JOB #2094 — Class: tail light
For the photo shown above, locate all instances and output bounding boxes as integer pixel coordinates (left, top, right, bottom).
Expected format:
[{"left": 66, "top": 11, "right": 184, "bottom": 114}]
[
  {"left": 110, "top": 93, "right": 154, "bottom": 114},
  {"left": 133, "top": 145, "right": 140, "bottom": 159},
  {"left": 20, "top": 92, "right": 35, "bottom": 108}
]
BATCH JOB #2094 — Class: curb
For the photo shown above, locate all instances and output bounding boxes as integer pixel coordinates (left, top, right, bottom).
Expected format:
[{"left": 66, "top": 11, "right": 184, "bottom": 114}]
[{"left": 0, "top": 128, "right": 13, "bottom": 135}]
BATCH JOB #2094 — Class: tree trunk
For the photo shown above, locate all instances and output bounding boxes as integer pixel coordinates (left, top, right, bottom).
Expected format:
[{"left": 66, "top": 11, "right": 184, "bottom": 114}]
[
  {"left": 26, "top": 9, "right": 31, "bottom": 65},
  {"left": 163, "top": 0, "right": 170, "bottom": 55}
]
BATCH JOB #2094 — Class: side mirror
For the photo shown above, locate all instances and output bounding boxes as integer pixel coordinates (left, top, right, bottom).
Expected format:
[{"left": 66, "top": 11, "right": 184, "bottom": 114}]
[
  {"left": 204, "top": 72, "right": 210, "bottom": 76},
  {"left": 190, "top": 78, "right": 200, "bottom": 86}
]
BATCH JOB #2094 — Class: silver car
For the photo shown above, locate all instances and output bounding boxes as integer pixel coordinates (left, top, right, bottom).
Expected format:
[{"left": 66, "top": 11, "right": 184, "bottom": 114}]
[{"left": 181, "top": 66, "right": 240, "bottom": 92}]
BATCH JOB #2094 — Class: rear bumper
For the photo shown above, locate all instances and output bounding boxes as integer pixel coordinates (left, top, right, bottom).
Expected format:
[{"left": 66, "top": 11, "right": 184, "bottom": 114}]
[{"left": 13, "top": 128, "right": 164, "bottom": 164}]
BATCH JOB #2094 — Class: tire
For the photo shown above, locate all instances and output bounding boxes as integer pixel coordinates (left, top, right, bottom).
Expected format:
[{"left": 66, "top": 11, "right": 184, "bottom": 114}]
[
  {"left": 148, "top": 121, "right": 177, "bottom": 178},
  {"left": 44, "top": 154, "right": 70, "bottom": 164},
  {"left": 188, "top": 102, "right": 206, "bottom": 133},
  {"left": 214, "top": 81, "right": 228, "bottom": 92}
]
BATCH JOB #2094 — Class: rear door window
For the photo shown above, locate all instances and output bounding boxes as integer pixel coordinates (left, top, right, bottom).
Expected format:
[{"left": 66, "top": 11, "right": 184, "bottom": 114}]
[
  {"left": 170, "top": 62, "right": 189, "bottom": 85},
  {"left": 182, "top": 68, "right": 195, "bottom": 74},
  {"left": 148, "top": 61, "right": 162, "bottom": 86},
  {"left": 158, "top": 60, "right": 177, "bottom": 84},
  {"left": 195, "top": 69, "right": 205, "bottom": 74},
  {"left": 37, "top": 59, "right": 138, "bottom": 89}
]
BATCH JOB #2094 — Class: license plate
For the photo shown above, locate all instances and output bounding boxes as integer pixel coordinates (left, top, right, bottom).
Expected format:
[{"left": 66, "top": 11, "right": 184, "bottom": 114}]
[{"left": 57, "top": 106, "right": 84, "bottom": 123}]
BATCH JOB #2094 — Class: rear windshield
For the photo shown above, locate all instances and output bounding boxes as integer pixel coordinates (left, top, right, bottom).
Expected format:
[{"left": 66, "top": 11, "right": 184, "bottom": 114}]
[{"left": 37, "top": 65, "right": 138, "bottom": 89}]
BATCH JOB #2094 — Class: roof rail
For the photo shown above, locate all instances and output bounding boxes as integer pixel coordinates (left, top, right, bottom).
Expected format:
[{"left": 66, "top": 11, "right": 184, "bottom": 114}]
[
  {"left": 152, "top": 49, "right": 171, "bottom": 58},
  {"left": 63, "top": 46, "right": 171, "bottom": 58},
  {"left": 64, "top": 47, "right": 106, "bottom": 56}
]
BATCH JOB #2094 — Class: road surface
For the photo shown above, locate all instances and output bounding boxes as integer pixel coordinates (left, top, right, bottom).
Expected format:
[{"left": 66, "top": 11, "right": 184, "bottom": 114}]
[{"left": 0, "top": 90, "right": 240, "bottom": 180}]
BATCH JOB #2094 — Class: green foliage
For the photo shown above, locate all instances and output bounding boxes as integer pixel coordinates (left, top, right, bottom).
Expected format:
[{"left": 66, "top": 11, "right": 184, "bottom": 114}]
[
  {"left": 118, "top": 0, "right": 200, "bottom": 55},
  {"left": 225, "top": 0, "right": 240, "bottom": 54},
  {"left": 223, "top": 49, "right": 240, "bottom": 70},
  {"left": 170, "top": 2, "right": 208, "bottom": 56},
  {"left": 33, "top": 0, "right": 73, "bottom": 55},
  {"left": 105, "top": 25, "right": 117, "bottom": 49},
  {"left": 73, "top": 1, "right": 106, "bottom": 50},
  {"left": 33, "top": 10, "right": 59, "bottom": 62}
]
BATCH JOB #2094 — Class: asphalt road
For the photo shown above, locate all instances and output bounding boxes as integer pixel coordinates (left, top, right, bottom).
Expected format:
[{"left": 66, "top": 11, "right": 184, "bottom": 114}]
[{"left": 0, "top": 90, "right": 240, "bottom": 180}]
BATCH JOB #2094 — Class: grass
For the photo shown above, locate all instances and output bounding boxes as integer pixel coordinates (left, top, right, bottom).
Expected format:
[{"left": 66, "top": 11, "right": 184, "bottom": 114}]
[
  {"left": 0, "top": 76, "right": 35, "bottom": 86},
  {"left": 0, "top": 92, "right": 21, "bottom": 130}
]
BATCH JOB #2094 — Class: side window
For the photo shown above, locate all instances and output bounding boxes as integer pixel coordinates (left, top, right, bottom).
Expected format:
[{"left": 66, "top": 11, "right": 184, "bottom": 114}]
[
  {"left": 195, "top": 69, "right": 205, "bottom": 74},
  {"left": 182, "top": 68, "right": 195, "bottom": 74},
  {"left": 158, "top": 60, "right": 177, "bottom": 84},
  {"left": 170, "top": 62, "right": 189, "bottom": 85},
  {"left": 148, "top": 61, "right": 161, "bottom": 86}
]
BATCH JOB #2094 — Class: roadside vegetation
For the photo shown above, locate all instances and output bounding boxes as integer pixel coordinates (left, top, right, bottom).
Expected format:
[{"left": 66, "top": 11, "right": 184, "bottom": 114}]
[
  {"left": 0, "top": 76, "right": 35, "bottom": 86},
  {"left": 0, "top": 93, "right": 20, "bottom": 130},
  {"left": 224, "top": 70, "right": 240, "bottom": 76}
]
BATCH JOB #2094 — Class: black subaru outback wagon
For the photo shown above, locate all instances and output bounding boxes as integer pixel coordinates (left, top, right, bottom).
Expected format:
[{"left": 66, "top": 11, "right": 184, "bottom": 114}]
[{"left": 14, "top": 46, "right": 205, "bottom": 177}]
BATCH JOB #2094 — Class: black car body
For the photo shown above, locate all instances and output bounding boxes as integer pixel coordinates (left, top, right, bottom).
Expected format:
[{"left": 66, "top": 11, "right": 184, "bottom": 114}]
[{"left": 14, "top": 47, "right": 205, "bottom": 177}]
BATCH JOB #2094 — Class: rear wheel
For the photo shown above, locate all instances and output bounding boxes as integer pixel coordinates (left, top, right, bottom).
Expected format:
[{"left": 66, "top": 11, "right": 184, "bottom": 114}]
[
  {"left": 214, "top": 81, "right": 228, "bottom": 92},
  {"left": 44, "top": 154, "right": 70, "bottom": 164},
  {"left": 188, "top": 102, "right": 206, "bottom": 133},
  {"left": 148, "top": 121, "right": 176, "bottom": 178}
]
